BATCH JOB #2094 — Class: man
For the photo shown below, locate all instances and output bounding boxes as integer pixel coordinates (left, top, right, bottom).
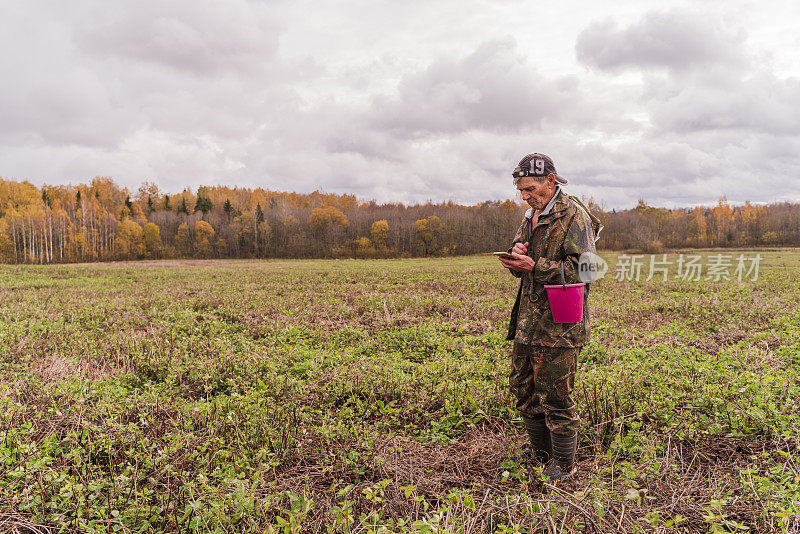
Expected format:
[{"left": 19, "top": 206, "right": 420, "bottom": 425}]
[{"left": 498, "top": 153, "right": 596, "bottom": 481}]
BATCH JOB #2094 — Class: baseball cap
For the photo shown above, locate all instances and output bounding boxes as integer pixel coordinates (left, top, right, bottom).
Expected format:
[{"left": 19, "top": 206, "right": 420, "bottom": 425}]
[{"left": 512, "top": 153, "right": 568, "bottom": 185}]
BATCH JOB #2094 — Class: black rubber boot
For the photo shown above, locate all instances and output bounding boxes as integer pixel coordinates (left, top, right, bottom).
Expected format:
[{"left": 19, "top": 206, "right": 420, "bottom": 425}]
[
  {"left": 520, "top": 415, "right": 551, "bottom": 464},
  {"left": 544, "top": 431, "right": 577, "bottom": 481}
]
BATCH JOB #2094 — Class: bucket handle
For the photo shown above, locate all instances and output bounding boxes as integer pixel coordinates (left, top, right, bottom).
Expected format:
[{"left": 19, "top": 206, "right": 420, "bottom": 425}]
[{"left": 560, "top": 262, "right": 566, "bottom": 290}]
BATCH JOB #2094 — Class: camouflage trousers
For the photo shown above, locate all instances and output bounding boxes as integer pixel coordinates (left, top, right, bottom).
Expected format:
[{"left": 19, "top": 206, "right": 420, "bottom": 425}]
[{"left": 509, "top": 343, "right": 580, "bottom": 435}]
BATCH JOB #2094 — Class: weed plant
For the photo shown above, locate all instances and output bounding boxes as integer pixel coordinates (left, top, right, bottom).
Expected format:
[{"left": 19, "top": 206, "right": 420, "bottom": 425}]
[{"left": 0, "top": 252, "right": 798, "bottom": 532}]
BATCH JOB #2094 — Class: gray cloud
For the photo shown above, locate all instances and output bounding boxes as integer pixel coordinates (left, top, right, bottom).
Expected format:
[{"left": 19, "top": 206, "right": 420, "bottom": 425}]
[
  {"left": 70, "top": 0, "right": 283, "bottom": 77},
  {"left": 2, "top": 0, "right": 800, "bottom": 210},
  {"left": 368, "top": 40, "right": 586, "bottom": 136},
  {"left": 647, "top": 71, "right": 800, "bottom": 135},
  {"left": 576, "top": 10, "right": 744, "bottom": 72},
  {"left": 0, "top": 0, "right": 294, "bottom": 151},
  {"left": 0, "top": 6, "right": 142, "bottom": 147},
  {"left": 564, "top": 8, "right": 800, "bottom": 208}
]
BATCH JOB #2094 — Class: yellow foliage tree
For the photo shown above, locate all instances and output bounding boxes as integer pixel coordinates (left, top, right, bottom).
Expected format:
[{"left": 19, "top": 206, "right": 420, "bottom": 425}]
[
  {"left": 143, "top": 222, "right": 162, "bottom": 259},
  {"left": 689, "top": 207, "right": 707, "bottom": 247},
  {"left": 175, "top": 222, "right": 191, "bottom": 256},
  {"left": 283, "top": 215, "right": 300, "bottom": 228},
  {"left": 195, "top": 220, "right": 216, "bottom": 258},
  {"left": 233, "top": 212, "right": 255, "bottom": 251},
  {"left": 0, "top": 219, "right": 13, "bottom": 262},
  {"left": 308, "top": 206, "right": 349, "bottom": 237},
  {"left": 67, "top": 226, "right": 87, "bottom": 261},
  {"left": 414, "top": 215, "right": 445, "bottom": 255},
  {"left": 370, "top": 220, "right": 389, "bottom": 248},
  {"left": 738, "top": 201, "right": 762, "bottom": 245},
  {"left": 130, "top": 202, "right": 148, "bottom": 225},
  {"left": 257, "top": 223, "right": 272, "bottom": 256},
  {"left": 114, "top": 219, "right": 145, "bottom": 259},
  {"left": 711, "top": 197, "right": 734, "bottom": 246},
  {"left": 0, "top": 179, "right": 40, "bottom": 216}
]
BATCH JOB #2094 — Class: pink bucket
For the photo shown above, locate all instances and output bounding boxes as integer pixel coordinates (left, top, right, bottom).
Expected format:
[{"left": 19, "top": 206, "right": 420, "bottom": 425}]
[{"left": 544, "top": 282, "right": 585, "bottom": 323}]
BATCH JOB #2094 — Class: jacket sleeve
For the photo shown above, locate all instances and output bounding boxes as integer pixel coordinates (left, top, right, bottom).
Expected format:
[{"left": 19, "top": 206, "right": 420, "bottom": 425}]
[
  {"left": 506, "top": 218, "right": 528, "bottom": 278},
  {"left": 533, "top": 207, "right": 596, "bottom": 285}
]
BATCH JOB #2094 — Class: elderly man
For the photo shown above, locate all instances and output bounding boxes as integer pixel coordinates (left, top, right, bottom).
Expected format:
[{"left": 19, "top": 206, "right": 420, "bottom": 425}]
[{"left": 499, "top": 153, "right": 597, "bottom": 481}]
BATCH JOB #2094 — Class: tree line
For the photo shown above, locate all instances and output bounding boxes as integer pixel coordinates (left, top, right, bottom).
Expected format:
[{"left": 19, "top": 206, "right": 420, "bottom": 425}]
[
  {"left": 599, "top": 198, "right": 800, "bottom": 252},
  {"left": 0, "top": 177, "right": 796, "bottom": 264}
]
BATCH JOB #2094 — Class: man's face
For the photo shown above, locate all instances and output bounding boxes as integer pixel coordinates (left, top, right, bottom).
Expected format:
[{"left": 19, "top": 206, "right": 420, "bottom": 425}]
[{"left": 516, "top": 175, "right": 556, "bottom": 210}]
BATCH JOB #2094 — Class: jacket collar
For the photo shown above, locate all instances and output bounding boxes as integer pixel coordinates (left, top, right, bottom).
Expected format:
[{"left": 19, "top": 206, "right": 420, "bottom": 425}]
[
  {"left": 547, "top": 189, "right": 571, "bottom": 218},
  {"left": 540, "top": 186, "right": 562, "bottom": 216}
]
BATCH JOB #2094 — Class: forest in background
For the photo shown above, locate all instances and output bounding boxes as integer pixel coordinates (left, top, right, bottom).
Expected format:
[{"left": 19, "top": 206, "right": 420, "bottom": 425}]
[{"left": 0, "top": 176, "right": 798, "bottom": 263}]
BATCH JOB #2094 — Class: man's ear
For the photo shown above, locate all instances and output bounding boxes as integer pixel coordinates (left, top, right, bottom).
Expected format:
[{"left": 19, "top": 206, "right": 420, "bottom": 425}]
[{"left": 548, "top": 173, "right": 556, "bottom": 188}]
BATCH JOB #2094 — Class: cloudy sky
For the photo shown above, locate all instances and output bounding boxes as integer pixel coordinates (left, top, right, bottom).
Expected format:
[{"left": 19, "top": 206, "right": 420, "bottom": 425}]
[{"left": 2, "top": 0, "right": 799, "bottom": 209}]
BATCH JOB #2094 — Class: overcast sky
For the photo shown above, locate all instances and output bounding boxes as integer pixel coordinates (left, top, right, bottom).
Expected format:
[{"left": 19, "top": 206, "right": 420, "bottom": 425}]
[{"left": 1, "top": 0, "right": 799, "bottom": 209}]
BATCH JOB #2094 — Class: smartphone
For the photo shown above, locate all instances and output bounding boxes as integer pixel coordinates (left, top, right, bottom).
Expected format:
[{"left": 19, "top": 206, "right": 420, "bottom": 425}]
[{"left": 493, "top": 251, "right": 515, "bottom": 259}]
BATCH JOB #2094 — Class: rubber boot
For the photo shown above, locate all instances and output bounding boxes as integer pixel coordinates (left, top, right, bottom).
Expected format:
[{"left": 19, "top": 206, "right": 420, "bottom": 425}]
[
  {"left": 520, "top": 415, "right": 551, "bottom": 464},
  {"left": 544, "top": 431, "right": 577, "bottom": 481}
]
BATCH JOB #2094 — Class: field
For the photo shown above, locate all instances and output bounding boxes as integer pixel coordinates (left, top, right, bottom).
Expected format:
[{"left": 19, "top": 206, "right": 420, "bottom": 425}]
[{"left": 1, "top": 251, "right": 799, "bottom": 533}]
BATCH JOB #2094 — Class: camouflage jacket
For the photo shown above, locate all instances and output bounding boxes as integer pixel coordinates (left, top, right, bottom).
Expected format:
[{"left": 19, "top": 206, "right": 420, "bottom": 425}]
[{"left": 506, "top": 190, "right": 596, "bottom": 347}]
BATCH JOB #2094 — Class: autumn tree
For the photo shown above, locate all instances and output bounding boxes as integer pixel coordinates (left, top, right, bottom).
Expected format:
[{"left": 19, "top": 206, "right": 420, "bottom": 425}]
[
  {"left": 710, "top": 197, "right": 734, "bottom": 246},
  {"left": 0, "top": 219, "right": 13, "bottom": 262},
  {"left": 738, "top": 201, "right": 761, "bottom": 246},
  {"left": 114, "top": 219, "right": 145, "bottom": 259},
  {"left": 233, "top": 212, "right": 255, "bottom": 254},
  {"left": 175, "top": 222, "right": 191, "bottom": 255},
  {"left": 414, "top": 215, "right": 448, "bottom": 255},
  {"left": 194, "top": 188, "right": 213, "bottom": 218},
  {"left": 177, "top": 198, "right": 189, "bottom": 215},
  {"left": 130, "top": 202, "right": 148, "bottom": 225},
  {"left": 688, "top": 207, "right": 708, "bottom": 247},
  {"left": 195, "top": 221, "right": 216, "bottom": 258},
  {"left": 354, "top": 236, "right": 374, "bottom": 258},
  {"left": 5, "top": 176, "right": 800, "bottom": 265},
  {"left": 256, "top": 222, "right": 271, "bottom": 257},
  {"left": 308, "top": 206, "right": 349, "bottom": 254},
  {"left": 308, "top": 206, "right": 349, "bottom": 236},
  {"left": 276, "top": 215, "right": 302, "bottom": 255},
  {"left": 0, "top": 179, "right": 40, "bottom": 216},
  {"left": 136, "top": 181, "right": 160, "bottom": 214},
  {"left": 370, "top": 220, "right": 389, "bottom": 248},
  {"left": 143, "top": 222, "right": 162, "bottom": 258}
]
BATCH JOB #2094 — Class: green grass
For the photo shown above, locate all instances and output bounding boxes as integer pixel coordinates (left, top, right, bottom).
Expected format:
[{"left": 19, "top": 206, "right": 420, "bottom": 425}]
[{"left": 1, "top": 251, "right": 799, "bottom": 533}]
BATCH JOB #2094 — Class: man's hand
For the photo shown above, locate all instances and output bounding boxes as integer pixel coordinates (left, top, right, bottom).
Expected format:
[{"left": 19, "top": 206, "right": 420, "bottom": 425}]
[
  {"left": 511, "top": 241, "right": 528, "bottom": 256},
  {"left": 499, "top": 241, "right": 534, "bottom": 273}
]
